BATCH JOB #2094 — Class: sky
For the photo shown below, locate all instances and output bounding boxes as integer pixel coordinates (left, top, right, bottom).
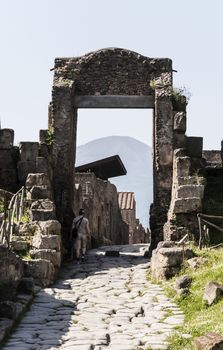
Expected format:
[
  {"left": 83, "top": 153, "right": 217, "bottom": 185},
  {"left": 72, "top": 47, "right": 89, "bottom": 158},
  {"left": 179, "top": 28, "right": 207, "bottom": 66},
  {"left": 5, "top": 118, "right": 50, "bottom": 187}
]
[{"left": 0, "top": 0, "right": 223, "bottom": 149}]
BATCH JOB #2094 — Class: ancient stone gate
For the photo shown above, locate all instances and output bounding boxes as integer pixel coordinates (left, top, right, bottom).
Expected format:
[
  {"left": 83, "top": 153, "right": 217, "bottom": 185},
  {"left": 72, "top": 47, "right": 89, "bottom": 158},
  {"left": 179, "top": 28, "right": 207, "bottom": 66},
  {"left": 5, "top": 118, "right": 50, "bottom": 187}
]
[{"left": 50, "top": 48, "right": 174, "bottom": 249}]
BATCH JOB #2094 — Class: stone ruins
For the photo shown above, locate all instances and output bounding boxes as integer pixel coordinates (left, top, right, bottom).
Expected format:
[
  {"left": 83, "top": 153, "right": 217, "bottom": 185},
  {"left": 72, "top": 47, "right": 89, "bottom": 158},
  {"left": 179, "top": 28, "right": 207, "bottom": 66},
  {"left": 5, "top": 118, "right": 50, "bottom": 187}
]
[{"left": 1, "top": 47, "right": 223, "bottom": 344}]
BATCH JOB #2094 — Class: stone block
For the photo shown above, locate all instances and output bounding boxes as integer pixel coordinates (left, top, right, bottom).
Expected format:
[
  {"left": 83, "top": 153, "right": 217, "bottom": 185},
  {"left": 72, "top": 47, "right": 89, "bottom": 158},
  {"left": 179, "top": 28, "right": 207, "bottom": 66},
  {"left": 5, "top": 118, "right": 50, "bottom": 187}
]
[
  {"left": 38, "top": 220, "right": 61, "bottom": 235},
  {"left": 25, "top": 173, "right": 50, "bottom": 188},
  {"left": 174, "top": 132, "right": 186, "bottom": 149},
  {"left": 39, "top": 129, "right": 48, "bottom": 144},
  {"left": 178, "top": 176, "right": 206, "bottom": 186},
  {"left": 176, "top": 185, "right": 205, "bottom": 199},
  {"left": 175, "top": 156, "right": 191, "bottom": 178},
  {"left": 186, "top": 137, "right": 203, "bottom": 158},
  {"left": 154, "top": 247, "right": 193, "bottom": 267},
  {"left": 0, "top": 246, "right": 24, "bottom": 284},
  {"left": 203, "top": 282, "right": 223, "bottom": 306},
  {"left": 0, "top": 168, "right": 17, "bottom": 190},
  {"left": 194, "top": 333, "right": 223, "bottom": 350},
  {"left": 203, "top": 150, "right": 222, "bottom": 167},
  {"left": 0, "top": 149, "right": 15, "bottom": 168},
  {"left": 24, "top": 259, "right": 55, "bottom": 287},
  {"left": 172, "top": 197, "right": 202, "bottom": 213},
  {"left": 17, "top": 277, "right": 34, "bottom": 294},
  {"left": 10, "top": 240, "right": 29, "bottom": 252},
  {"left": 151, "top": 265, "right": 180, "bottom": 280},
  {"left": 28, "top": 186, "right": 52, "bottom": 200},
  {"left": 173, "top": 111, "right": 186, "bottom": 132},
  {"left": 20, "top": 142, "right": 39, "bottom": 162},
  {"left": 30, "top": 249, "right": 61, "bottom": 267},
  {"left": 151, "top": 243, "right": 194, "bottom": 280},
  {"left": 36, "top": 157, "right": 48, "bottom": 174},
  {"left": 17, "top": 161, "right": 36, "bottom": 183},
  {"left": 175, "top": 275, "right": 192, "bottom": 289},
  {"left": 164, "top": 222, "right": 188, "bottom": 241},
  {"left": 39, "top": 143, "right": 50, "bottom": 158},
  {"left": 32, "top": 234, "right": 61, "bottom": 251},
  {"left": 0, "top": 129, "right": 14, "bottom": 149},
  {"left": 31, "top": 199, "right": 56, "bottom": 221}
]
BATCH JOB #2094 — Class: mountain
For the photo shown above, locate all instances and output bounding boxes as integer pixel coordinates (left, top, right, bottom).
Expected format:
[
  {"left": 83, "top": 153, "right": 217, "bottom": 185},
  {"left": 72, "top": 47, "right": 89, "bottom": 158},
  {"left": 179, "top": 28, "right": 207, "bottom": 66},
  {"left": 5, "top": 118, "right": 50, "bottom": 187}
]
[{"left": 76, "top": 136, "right": 153, "bottom": 227}]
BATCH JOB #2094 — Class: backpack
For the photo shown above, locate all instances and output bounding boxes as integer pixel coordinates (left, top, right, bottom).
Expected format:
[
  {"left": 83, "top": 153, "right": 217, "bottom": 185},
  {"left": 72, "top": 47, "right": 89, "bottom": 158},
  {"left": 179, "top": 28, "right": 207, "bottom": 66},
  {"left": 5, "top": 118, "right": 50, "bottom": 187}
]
[{"left": 72, "top": 216, "right": 83, "bottom": 239}]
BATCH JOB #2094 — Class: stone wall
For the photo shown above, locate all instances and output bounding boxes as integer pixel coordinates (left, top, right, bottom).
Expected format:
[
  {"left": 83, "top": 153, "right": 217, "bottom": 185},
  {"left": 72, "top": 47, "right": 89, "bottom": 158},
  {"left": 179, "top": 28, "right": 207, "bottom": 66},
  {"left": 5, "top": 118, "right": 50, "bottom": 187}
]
[
  {"left": 74, "top": 172, "right": 129, "bottom": 246},
  {"left": 0, "top": 128, "right": 61, "bottom": 287},
  {"left": 203, "top": 150, "right": 222, "bottom": 168},
  {"left": 0, "top": 129, "right": 18, "bottom": 192},
  {"left": 0, "top": 128, "right": 54, "bottom": 193},
  {"left": 118, "top": 192, "right": 148, "bottom": 244},
  {"left": 121, "top": 208, "right": 136, "bottom": 243},
  {"left": 133, "top": 219, "right": 150, "bottom": 244}
]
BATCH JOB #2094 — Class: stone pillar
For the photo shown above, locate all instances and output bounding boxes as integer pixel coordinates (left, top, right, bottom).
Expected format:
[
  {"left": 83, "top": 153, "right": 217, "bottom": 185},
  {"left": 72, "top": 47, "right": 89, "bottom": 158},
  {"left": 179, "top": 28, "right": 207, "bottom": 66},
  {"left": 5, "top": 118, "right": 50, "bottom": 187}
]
[
  {"left": 150, "top": 87, "right": 173, "bottom": 252},
  {"left": 51, "top": 84, "right": 77, "bottom": 237}
]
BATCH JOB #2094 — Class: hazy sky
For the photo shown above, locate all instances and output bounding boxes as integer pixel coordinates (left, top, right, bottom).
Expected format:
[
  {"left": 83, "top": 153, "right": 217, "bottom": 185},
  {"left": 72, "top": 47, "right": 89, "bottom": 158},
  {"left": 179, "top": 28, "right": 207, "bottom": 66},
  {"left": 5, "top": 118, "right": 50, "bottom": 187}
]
[{"left": 0, "top": 0, "right": 223, "bottom": 149}]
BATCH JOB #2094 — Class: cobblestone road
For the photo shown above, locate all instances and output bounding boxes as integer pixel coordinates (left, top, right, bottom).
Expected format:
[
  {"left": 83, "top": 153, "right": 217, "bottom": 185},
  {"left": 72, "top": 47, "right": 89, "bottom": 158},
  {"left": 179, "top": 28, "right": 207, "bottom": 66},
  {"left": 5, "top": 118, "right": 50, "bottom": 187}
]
[{"left": 2, "top": 244, "right": 184, "bottom": 350}]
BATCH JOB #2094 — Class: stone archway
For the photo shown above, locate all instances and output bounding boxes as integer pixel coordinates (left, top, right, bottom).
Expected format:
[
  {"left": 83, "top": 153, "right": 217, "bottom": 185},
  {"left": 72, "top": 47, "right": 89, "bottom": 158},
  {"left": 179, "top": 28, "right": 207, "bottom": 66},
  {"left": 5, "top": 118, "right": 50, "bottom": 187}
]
[{"left": 50, "top": 48, "right": 174, "bottom": 250}]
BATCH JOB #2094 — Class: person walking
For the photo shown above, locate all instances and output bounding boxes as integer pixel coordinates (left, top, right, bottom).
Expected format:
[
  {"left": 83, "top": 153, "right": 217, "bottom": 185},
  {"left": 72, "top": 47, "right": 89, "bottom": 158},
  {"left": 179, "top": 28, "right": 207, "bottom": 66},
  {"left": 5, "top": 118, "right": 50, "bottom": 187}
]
[{"left": 71, "top": 208, "right": 90, "bottom": 263}]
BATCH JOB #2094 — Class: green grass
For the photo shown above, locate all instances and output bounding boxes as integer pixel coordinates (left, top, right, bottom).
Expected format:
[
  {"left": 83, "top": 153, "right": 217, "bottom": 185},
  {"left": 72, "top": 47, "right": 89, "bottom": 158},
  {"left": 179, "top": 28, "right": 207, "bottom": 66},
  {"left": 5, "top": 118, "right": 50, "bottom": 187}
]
[{"left": 157, "top": 247, "right": 223, "bottom": 349}]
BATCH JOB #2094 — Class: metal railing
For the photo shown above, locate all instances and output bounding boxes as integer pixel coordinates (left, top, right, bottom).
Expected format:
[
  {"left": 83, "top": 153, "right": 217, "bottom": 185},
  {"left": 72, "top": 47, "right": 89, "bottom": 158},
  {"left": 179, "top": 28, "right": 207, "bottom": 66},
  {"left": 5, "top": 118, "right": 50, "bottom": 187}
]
[
  {"left": 0, "top": 186, "right": 27, "bottom": 248},
  {"left": 197, "top": 213, "right": 223, "bottom": 249}
]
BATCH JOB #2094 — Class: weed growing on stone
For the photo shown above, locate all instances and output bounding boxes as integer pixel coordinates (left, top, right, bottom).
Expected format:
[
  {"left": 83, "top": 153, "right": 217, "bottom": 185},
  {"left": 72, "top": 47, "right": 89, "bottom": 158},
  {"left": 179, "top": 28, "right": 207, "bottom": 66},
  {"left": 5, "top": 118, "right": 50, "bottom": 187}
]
[
  {"left": 46, "top": 128, "right": 55, "bottom": 145},
  {"left": 171, "top": 86, "right": 191, "bottom": 105},
  {"left": 19, "top": 213, "right": 30, "bottom": 223},
  {"left": 20, "top": 251, "right": 32, "bottom": 260}
]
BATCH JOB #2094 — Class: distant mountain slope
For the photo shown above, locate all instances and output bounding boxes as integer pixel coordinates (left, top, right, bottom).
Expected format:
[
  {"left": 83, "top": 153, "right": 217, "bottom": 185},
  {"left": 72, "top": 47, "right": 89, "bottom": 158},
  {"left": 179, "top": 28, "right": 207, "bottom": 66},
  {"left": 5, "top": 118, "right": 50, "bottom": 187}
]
[{"left": 76, "top": 136, "right": 153, "bottom": 227}]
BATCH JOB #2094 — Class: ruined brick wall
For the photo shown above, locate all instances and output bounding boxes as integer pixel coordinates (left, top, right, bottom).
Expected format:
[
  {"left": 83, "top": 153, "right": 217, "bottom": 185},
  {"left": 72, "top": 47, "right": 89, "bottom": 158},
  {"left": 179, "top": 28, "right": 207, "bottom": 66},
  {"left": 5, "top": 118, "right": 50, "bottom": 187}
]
[
  {"left": 53, "top": 48, "right": 172, "bottom": 96},
  {"left": 132, "top": 219, "right": 149, "bottom": 244},
  {"left": 75, "top": 172, "right": 129, "bottom": 246}
]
